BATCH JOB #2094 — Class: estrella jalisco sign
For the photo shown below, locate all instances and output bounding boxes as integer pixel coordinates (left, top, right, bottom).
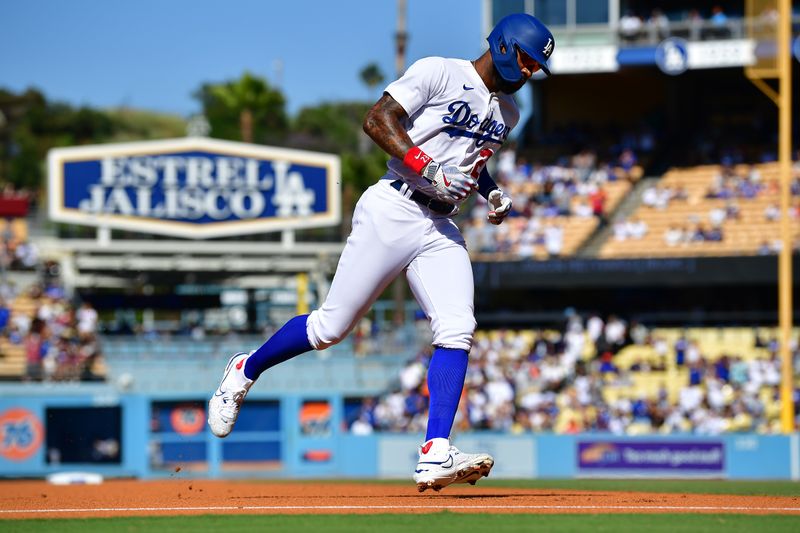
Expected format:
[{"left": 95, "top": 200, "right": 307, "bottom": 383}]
[{"left": 48, "top": 137, "right": 341, "bottom": 238}]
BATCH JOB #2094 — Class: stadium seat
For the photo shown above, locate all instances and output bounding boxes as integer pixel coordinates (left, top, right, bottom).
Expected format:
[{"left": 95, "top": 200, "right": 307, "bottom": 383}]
[{"left": 600, "top": 162, "right": 796, "bottom": 258}]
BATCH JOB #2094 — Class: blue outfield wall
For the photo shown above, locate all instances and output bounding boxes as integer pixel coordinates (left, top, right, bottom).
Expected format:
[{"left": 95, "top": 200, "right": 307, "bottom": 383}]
[{"left": 0, "top": 390, "right": 798, "bottom": 480}]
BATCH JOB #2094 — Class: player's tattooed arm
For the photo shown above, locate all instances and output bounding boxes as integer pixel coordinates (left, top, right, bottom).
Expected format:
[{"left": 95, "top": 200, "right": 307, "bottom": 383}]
[{"left": 363, "top": 93, "right": 414, "bottom": 160}]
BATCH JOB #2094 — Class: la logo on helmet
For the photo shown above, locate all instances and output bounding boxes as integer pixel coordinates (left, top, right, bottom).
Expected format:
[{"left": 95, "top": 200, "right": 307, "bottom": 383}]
[{"left": 542, "top": 38, "right": 554, "bottom": 58}]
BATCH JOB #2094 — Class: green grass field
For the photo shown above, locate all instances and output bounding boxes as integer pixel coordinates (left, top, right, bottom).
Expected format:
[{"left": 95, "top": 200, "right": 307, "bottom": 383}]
[
  {"left": 4, "top": 513, "right": 800, "bottom": 533},
  {"left": 4, "top": 479, "right": 799, "bottom": 532}
]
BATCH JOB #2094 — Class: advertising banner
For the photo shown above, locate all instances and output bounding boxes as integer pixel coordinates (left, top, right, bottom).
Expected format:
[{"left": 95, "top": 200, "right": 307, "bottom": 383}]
[
  {"left": 48, "top": 137, "right": 341, "bottom": 238},
  {"left": 578, "top": 440, "right": 724, "bottom": 472},
  {"left": 551, "top": 45, "right": 619, "bottom": 74},
  {"left": 0, "top": 407, "right": 44, "bottom": 463}
]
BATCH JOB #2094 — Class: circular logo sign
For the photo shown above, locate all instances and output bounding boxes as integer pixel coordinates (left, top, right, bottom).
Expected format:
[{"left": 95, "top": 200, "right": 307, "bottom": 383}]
[
  {"left": 170, "top": 404, "right": 205, "bottom": 435},
  {"left": 656, "top": 37, "right": 689, "bottom": 75},
  {"left": 0, "top": 408, "right": 44, "bottom": 461}
]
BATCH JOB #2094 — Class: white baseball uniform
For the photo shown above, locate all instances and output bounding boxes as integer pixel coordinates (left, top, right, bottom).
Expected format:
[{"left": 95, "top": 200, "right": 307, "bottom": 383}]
[{"left": 306, "top": 57, "right": 519, "bottom": 351}]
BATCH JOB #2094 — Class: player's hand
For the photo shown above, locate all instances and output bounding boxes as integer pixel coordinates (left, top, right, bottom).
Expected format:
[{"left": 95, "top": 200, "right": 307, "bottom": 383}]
[
  {"left": 487, "top": 189, "right": 512, "bottom": 225},
  {"left": 423, "top": 163, "right": 476, "bottom": 202}
]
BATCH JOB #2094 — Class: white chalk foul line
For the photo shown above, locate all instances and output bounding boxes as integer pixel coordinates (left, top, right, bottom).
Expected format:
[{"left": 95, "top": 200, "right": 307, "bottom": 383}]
[{"left": 1, "top": 504, "right": 800, "bottom": 514}]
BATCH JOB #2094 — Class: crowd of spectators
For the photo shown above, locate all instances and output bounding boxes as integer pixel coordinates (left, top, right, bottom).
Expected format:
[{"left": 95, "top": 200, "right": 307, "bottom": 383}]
[
  {"left": 612, "top": 217, "right": 648, "bottom": 242},
  {"left": 618, "top": 5, "right": 747, "bottom": 45},
  {"left": 758, "top": 159, "right": 800, "bottom": 254},
  {"left": 1, "top": 220, "right": 38, "bottom": 272},
  {"left": 0, "top": 184, "right": 37, "bottom": 272},
  {"left": 662, "top": 222, "right": 726, "bottom": 246},
  {"left": 705, "top": 163, "right": 766, "bottom": 200},
  {"left": 612, "top": 157, "right": 800, "bottom": 254},
  {"left": 459, "top": 146, "right": 642, "bottom": 258},
  {"left": 645, "top": 161, "right": 778, "bottom": 248},
  {"left": 348, "top": 314, "right": 798, "bottom": 436},
  {"left": 0, "top": 266, "right": 104, "bottom": 382}
]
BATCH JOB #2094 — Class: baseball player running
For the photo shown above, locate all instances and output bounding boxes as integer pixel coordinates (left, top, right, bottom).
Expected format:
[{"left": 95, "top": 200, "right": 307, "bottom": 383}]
[{"left": 209, "top": 13, "right": 555, "bottom": 492}]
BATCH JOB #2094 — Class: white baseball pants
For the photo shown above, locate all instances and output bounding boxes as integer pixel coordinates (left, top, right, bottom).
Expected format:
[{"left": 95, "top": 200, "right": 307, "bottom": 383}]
[{"left": 306, "top": 179, "right": 475, "bottom": 351}]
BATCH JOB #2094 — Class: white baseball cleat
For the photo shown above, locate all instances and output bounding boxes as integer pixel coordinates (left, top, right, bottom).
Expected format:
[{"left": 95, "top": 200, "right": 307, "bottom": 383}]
[
  {"left": 208, "top": 351, "right": 254, "bottom": 438},
  {"left": 413, "top": 438, "right": 494, "bottom": 492}
]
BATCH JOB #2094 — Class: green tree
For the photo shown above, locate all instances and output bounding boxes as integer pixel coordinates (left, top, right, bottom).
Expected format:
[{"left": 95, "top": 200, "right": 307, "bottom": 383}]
[
  {"left": 340, "top": 147, "right": 389, "bottom": 197},
  {"left": 195, "top": 72, "right": 287, "bottom": 144},
  {"left": 290, "top": 100, "right": 388, "bottom": 234},
  {"left": 105, "top": 108, "right": 186, "bottom": 142},
  {"left": 359, "top": 63, "right": 385, "bottom": 98},
  {"left": 292, "top": 101, "right": 387, "bottom": 194},
  {"left": 0, "top": 88, "right": 47, "bottom": 187},
  {"left": 7, "top": 129, "right": 40, "bottom": 188},
  {"left": 0, "top": 86, "right": 186, "bottom": 189},
  {"left": 7, "top": 93, "right": 116, "bottom": 187},
  {"left": 293, "top": 102, "right": 371, "bottom": 152}
]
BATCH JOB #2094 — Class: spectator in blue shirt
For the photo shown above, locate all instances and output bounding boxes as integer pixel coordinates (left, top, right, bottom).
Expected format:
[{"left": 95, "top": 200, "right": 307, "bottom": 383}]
[
  {"left": 688, "top": 361, "right": 705, "bottom": 386},
  {"left": 0, "top": 298, "right": 9, "bottom": 332},
  {"left": 706, "top": 226, "right": 724, "bottom": 242},
  {"left": 675, "top": 336, "right": 688, "bottom": 366},
  {"left": 598, "top": 352, "right": 619, "bottom": 373},
  {"left": 714, "top": 356, "right": 731, "bottom": 382},
  {"left": 706, "top": 5, "right": 731, "bottom": 39}
]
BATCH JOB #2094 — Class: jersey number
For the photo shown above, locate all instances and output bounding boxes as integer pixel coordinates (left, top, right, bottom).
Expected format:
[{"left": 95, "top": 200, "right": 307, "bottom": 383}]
[{"left": 468, "top": 149, "right": 495, "bottom": 178}]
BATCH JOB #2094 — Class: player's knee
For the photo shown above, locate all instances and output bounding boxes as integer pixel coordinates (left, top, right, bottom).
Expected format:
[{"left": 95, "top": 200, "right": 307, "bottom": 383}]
[
  {"left": 306, "top": 310, "right": 351, "bottom": 350},
  {"left": 431, "top": 314, "right": 476, "bottom": 352},
  {"left": 313, "top": 330, "right": 348, "bottom": 350}
]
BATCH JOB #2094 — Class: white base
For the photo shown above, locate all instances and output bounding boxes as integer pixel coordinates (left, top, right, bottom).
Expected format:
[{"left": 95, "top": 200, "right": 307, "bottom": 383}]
[{"left": 46, "top": 472, "right": 104, "bottom": 485}]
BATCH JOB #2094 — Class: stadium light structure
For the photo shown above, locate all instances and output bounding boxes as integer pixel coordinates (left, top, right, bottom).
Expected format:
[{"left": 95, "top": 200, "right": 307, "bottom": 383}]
[{"left": 745, "top": 0, "right": 795, "bottom": 433}]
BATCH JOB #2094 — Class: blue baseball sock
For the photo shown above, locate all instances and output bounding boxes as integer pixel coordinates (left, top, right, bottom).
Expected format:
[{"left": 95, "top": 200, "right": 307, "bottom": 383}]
[
  {"left": 425, "top": 347, "right": 469, "bottom": 441},
  {"left": 243, "top": 314, "right": 313, "bottom": 380}
]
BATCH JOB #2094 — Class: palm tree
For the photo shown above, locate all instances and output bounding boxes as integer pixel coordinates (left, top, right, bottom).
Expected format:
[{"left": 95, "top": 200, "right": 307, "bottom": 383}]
[
  {"left": 211, "top": 72, "right": 283, "bottom": 143},
  {"left": 359, "top": 63, "right": 385, "bottom": 99}
]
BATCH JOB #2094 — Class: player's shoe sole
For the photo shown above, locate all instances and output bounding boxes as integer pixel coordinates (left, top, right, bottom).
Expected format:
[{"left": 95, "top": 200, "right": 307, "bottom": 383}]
[
  {"left": 415, "top": 452, "right": 494, "bottom": 493},
  {"left": 453, "top": 456, "right": 494, "bottom": 486}
]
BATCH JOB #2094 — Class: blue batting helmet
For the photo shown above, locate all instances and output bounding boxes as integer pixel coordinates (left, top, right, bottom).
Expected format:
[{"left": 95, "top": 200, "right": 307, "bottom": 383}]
[{"left": 488, "top": 14, "right": 555, "bottom": 81}]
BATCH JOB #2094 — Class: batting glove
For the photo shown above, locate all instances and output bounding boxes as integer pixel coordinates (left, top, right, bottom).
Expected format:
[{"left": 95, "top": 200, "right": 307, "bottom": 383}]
[
  {"left": 487, "top": 189, "right": 512, "bottom": 225},
  {"left": 403, "top": 147, "right": 476, "bottom": 202},
  {"left": 429, "top": 165, "right": 476, "bottom": 201}
]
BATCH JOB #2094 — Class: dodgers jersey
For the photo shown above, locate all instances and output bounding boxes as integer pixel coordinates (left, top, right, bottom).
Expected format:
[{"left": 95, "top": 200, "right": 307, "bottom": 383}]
[{"left": 383, "top": 57, "right": 520, "bottom": 204}]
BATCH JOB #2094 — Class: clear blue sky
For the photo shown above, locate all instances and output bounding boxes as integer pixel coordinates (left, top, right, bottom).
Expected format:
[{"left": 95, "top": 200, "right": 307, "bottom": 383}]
[{"left": 1, "top": 0, "right": 485, "bottom": 117}]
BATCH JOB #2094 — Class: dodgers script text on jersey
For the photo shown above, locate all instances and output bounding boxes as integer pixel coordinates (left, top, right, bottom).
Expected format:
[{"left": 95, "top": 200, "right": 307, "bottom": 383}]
[
  {"left": 441, "top": 101, "right": 512, "bottom": 146},
  {"left": 384, "top": 57, "right": 519, "bottom": 204}
]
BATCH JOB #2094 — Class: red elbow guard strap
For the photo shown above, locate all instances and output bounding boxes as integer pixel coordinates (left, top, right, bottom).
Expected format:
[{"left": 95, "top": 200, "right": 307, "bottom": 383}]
[{"left": 403, "top": 146, "right": 432, "bottom": 175}]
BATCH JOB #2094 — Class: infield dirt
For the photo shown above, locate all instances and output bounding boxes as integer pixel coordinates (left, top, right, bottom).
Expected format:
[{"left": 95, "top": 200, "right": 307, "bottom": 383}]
[{"left": 1, "top": 480, "right": 799, "bottom": 519}]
